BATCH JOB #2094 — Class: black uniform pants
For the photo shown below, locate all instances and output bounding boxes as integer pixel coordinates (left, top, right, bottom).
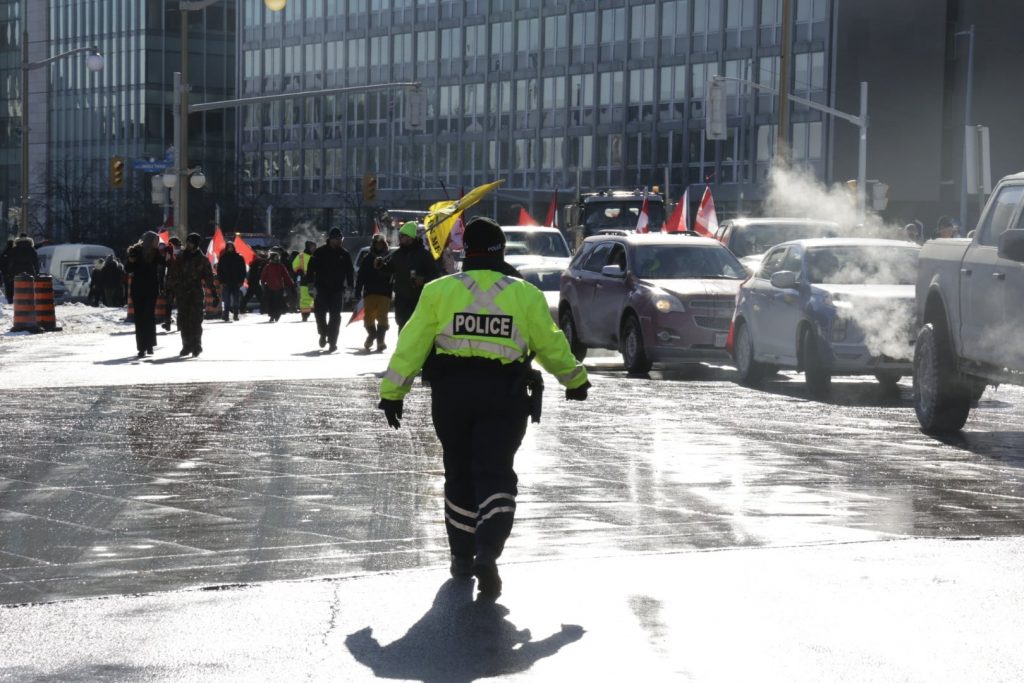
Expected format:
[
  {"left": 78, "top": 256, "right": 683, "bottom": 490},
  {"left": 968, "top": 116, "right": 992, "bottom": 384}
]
[
  {"left": 314, "top": 290, "right": 344, "bottom": 344},
  {"left": 431, "top": 368, "right": 529, "bottom": 563},
  {"left": 133, "top": 296, "right": 157, "bottom": 352}
]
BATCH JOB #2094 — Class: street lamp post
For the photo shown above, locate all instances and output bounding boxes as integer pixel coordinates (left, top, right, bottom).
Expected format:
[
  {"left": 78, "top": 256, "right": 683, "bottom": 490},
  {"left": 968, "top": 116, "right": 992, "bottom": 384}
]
[
  {"left": 171, "top": 0, "right": 285, "bottom": 240},
  {"left": 19, "top": 0, "right": 103, "bottom": 234}
]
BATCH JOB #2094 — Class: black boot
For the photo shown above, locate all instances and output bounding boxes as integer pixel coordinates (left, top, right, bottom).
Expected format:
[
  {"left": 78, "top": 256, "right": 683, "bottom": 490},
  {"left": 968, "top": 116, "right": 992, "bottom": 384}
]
[
  {"left": 450, "top": 555, "right": 474, "bottom": 579},
  {"left": 473, "top": 562, "right": 502, "bottom": 599}
]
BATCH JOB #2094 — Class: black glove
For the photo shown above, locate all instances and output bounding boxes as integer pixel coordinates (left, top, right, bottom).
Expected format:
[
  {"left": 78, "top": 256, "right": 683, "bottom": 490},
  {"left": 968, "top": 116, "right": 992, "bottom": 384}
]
[
  {"left": 378, "top": 398, "right": 403, "bottom": 429},
  {"left": 564, "top": 381, "right": 591, "bottom": 401}
]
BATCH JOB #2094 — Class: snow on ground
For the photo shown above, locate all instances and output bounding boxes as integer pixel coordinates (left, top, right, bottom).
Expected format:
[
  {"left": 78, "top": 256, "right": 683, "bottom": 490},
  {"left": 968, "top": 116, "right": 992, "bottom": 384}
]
[{"left": 0, "top": 301, "right": 128, "bottom": 341}]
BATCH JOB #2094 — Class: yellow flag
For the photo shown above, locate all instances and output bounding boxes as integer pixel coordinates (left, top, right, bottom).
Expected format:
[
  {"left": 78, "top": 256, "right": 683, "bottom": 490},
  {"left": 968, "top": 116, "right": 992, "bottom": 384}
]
[{"left": 423, "top": 180, "right": 505, "bottom": 259}]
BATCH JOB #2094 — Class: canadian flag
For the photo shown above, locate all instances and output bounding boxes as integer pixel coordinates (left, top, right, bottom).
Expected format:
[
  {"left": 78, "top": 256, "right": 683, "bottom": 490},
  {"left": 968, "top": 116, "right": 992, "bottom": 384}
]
[
  {"left": 545, "top": 189, "right": 559, "bottom": 228},
  {"left": 206, "top": 226, "right": 227, "bottom": 268},
  {"left": 233, "top": 233, "right": 255, "bottom": 266},
  {"left": 666, "top": 188, "right": 690, "bottom": 233},
  {"left": 158, "top": 230, "right": 170, "bottom": 245},
  {"left": 635, "top": 194, "right": 650, "bottom": 234},
  {"left": 518, "top": 207, "right": 539, "bottom": 226},
  {"left": 694, "top": 186, "right": 718, "bottom": 237},
  {"left": 347, "top": 297, "right": 365, "bottom": 326}
]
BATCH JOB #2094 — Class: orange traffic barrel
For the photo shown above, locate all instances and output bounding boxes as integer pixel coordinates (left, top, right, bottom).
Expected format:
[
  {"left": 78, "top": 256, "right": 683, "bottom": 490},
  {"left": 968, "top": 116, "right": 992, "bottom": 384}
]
[
  {"left": 11, "top": 275, "right": 36, "bottom": 332},
  {"left": 155, "top": 293, "right": 168, "bottom": 320},
  {"left": 125, "top": 275, "right": 135, "bottom": 323},
  {"left": 32, "top": 275, "right": 60, "bottom": 332},
  {"left": 204, "top": 280, "right": 221, "bottom": 319}
]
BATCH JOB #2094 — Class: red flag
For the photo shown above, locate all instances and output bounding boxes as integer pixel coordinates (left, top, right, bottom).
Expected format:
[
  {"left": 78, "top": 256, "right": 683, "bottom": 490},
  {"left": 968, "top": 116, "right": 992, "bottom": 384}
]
[
  {"left": 207, "top": 226, "right": 227, "bottom": 267},
  {"left": 635, "top": 194, "right": 650, "bottom": 234},
  {"left": 694, "top": 186, "right": 718, "bottom": 237},
  {"left": 545, "top": 190, "right": 559, "bottom": 228},
  {"left": 346, "top": 298, "right": 365, "bottom": 326},
  {"left": 666, "top": 188, "right": 690, "bottom": 233},
  {"left": 158, "top": 230, "right": 170, "bottom": 245},
  {"left": 233, "top": 234, "right": 255, "bottom": 266},
  {"left": 517, "top": 207, "right": 539, "bottom": 226}
]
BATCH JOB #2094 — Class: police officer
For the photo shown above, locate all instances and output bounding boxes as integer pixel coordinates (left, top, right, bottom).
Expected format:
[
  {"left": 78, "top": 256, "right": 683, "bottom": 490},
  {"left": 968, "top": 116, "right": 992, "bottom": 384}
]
[{"left": 378, "top": 216, "right": 590, "bottom": 599}]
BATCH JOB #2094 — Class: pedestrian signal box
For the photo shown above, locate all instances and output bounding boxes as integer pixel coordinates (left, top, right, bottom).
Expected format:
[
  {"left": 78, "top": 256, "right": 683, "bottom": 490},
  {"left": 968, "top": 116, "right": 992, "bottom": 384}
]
[
  {"left": 362, "top": 172, "right": 378, "bottom": 203},
  {"left": 110, "top": 156, "right": 125, "bottom": 188}
]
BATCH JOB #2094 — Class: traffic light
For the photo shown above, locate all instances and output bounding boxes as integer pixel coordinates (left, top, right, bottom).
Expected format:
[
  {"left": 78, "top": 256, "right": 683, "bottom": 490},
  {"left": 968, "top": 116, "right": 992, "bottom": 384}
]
[
  {"left": 110, "top": 156, "right": 125, "bottom": 188},
  {"left": 362, "top": 172, "right": 378, "bottom": 203}
]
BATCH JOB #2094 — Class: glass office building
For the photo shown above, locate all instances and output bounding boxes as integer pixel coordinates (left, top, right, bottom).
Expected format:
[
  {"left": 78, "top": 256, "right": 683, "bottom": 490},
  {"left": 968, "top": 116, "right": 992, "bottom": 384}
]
[
  {"left": 239, "top": 0, "right": 831, "bottom": 225},
  {"left": 1, "top": 1, "right": 235, "bottom": 239}
]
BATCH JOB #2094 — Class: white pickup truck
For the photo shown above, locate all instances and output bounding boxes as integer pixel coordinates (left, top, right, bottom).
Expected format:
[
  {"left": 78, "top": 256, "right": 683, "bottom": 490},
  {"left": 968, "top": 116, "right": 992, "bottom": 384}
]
[{"left": 913, "top": 172, "right": 1024, "bottom": 432}]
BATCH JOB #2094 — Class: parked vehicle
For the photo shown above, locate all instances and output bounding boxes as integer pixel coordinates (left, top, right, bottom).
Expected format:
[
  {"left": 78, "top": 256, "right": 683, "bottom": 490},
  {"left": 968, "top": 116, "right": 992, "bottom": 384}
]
[
  {"left": 913, "top": 172, "right": 1024, "bottom": 432},
  {"left": 499, "top": 225, "right": 572, "bottom": 270},
  {"left": 559, "top": 233, "right": 746, "bottom": 373},
  {"left": 518, "top": 263, "right": 564, "bottom": 322},
  {"left": 61, "top": 263, "right": 96, "bottom": 302},
  {"left": 732, "top": 238, "right": 920, "bottom": 397},
  {"left": 715, "top": 217, "right": 841, "bottom": 273},
  {"left": 36, "top": 243, "right": 113, "bottom": 282}
]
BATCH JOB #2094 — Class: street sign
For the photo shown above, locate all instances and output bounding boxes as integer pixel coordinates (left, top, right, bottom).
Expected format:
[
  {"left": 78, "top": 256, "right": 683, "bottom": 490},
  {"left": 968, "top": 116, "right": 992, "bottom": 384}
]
[
  {"left": 405, "top": 89, "right": 425, "bottom": 131},
  {"left": 706, "top": 78, "right": 727, "bottom": 141},
  {"left": 134, "top": 158, "right": 169, "bottom": 173}
]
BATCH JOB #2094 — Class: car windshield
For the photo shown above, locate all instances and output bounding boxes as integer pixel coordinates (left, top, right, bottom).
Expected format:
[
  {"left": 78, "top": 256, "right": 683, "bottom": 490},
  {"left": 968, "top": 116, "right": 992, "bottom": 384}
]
[
  {"left": 501, "top": 230, "right": 569, "bottom": 258},
  {"left": 584, "top": 202, "right": 667, "bottom": 231},
  {"left": 634, "top": 245, "right": 747, "bottom": 280},
  {"left": 522, "top": 269, "right": 563, "bottom": 291},
  {"left": 730, "top": 222, "right": 840, "bottom": 257},
  {"left": 806, "top": 246, "right": 919, "bottom": 285}
]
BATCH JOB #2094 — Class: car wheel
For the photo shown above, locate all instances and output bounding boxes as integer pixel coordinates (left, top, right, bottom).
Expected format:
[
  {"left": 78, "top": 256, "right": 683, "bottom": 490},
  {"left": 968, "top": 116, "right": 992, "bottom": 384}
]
[
  {"left": 621, "top": 314, "right": 653, "bottom": 374},
  {"left": 913, "top": 323, "right": 971, "bottom": 433},
  {"left": 802, "top": 328, "right": 832, "bottom": 398},
  {"left": 559, "top": 308, "right": 587, "bottom": 362},
  {"left": 874, "top": 371, "right": 903, "bottom": 389},
  {"left": 734, "top": 321, "right": 766, "bottom": 386}
]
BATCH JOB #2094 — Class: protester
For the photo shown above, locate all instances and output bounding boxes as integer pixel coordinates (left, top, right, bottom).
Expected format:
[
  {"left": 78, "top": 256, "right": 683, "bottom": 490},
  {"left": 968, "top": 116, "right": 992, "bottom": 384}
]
[
  {"left": 354, "top": 233, "right": 393, "bottom": 352},
  {"left": 124, "top": 231, "right": 163, "bottom": 357},
  {"left": 243, "top": 250, "right": 267, "bottom": 313},
  {"left": 306, "top": 228, "right": 354, "bottom": 353},
  {"left": 935, "top": 215, "right": 958, "bottom": 239},
  {"left": 0, "top": 237, "right": 15, "bottom": 303},
  {"left": 216, "top": 241, "right": 247, "bottom": 322},
  {"left": 98, "top": 254, "right": 125, "bottom": 307},
  {"left": 159, "top": 244, "right": 176, "bottom": 329},
  {"left": 4, "top": 233, "right": 39, "bottom": 303},
  {"left": 292, "top": 241, "right": 315, "bottom": 321},
  {"left": 258, "top": 251, "right": 294, "bottom": 322},
  {"left": 166, "top": 233, "right": 214, "bottom": 357},
  {"left": 376, "top": 221, "right": 440, "bottom": 332}
]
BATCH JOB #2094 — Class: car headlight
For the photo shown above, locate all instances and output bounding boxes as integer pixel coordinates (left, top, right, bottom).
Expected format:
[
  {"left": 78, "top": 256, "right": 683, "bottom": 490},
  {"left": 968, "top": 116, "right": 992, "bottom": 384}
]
[{"left": 653, "top": 293, "right": 686, "bottom": 313}]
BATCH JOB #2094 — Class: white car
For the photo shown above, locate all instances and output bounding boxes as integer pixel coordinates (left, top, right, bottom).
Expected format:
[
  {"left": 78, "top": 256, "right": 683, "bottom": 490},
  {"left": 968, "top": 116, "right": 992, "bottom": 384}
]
[
  {"left": 499, "top": 225, "right": 572, "bottom": 270},
  {"left": 517, "top": 263, "right": 563, "bottom": 322}
]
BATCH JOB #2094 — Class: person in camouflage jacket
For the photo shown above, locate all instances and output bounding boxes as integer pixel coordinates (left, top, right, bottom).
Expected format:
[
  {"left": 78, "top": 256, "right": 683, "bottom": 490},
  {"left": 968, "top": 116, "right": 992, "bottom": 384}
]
[{"left": 166, "top": 233, "right": 214, "bottom": 357}]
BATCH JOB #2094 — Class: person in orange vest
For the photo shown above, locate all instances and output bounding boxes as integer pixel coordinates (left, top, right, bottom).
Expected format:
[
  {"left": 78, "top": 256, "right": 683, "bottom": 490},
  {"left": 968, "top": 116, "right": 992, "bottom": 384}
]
[{"left": 292, "top": 241, "right": 315, "bottom": 321}]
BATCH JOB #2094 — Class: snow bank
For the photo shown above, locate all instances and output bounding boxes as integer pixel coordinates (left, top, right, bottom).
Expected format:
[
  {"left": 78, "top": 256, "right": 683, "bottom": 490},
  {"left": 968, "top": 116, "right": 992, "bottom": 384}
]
[{"left": 0, "top": 301, "right": 129, "bottom": 342}]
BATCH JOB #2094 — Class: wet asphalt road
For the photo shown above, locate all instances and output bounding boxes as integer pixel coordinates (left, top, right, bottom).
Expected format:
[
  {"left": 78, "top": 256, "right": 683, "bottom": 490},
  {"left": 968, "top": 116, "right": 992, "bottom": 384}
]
[{"left": 2, "top": 316, "right": 1024, "bottom": 606}]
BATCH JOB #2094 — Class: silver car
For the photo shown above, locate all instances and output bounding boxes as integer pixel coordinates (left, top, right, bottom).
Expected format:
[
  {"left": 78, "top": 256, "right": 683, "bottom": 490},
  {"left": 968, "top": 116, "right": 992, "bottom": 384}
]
[{"left": 732, "top": 237, "right": 920, "bottom": 396}]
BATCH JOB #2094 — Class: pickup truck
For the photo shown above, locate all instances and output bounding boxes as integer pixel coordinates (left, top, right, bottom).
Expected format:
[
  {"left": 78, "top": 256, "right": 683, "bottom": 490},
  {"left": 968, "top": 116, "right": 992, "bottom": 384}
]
[{"left": 913, "top": 172, "right": 1024, "bottom": 432}]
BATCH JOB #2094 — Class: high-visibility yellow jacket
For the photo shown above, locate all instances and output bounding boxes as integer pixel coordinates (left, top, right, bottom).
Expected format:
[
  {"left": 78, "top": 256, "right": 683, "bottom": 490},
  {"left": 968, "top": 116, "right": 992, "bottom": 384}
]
[{"left": 380, "top": 270, "right": 588, "bottom": 400}]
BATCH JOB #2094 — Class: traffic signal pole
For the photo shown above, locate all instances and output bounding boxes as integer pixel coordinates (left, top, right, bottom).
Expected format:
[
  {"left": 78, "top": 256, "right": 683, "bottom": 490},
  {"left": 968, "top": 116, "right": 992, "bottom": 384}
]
[{"left": 712, "top": 75, "right": 869, "bottom": 216}]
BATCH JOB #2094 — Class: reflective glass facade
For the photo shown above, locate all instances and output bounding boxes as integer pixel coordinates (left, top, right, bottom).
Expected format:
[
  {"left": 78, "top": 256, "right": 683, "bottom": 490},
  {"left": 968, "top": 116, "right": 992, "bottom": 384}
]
[
  {"left": 0, "top": 0, "right": 20, "bottom": 228},
  {"left": 239, "top": 0, "right": 831, "bottom": 218},
  {"left": 29, "top": 0, "right": 235, "bottom": 239}
]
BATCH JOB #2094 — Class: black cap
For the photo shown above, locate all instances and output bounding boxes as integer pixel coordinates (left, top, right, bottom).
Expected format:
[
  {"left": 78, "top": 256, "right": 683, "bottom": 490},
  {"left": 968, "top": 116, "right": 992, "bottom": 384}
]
[
  {"left": 936, "top": 215, "right": 954, "bottom": 229},
  {"left": 328, "top": 227, "right": 343, "bottom": 240},
  {"left": 463, "top": 217, "right": 506, "bottom": 254},
  {"left": 186, "top": 232, "right": 202, "bottom": 246}
]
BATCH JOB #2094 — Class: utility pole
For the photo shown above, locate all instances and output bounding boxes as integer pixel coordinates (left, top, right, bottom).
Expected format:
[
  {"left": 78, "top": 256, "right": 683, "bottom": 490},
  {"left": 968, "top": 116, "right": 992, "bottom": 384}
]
[
  {"left": 956, "top": 25, "right": 975, "bottom": 231},
  {"left": 775, "top": 0, "right": 794, "bottom": 163},
  {"left": 177, "top": 7, "right": 191, "bottom": 239}
]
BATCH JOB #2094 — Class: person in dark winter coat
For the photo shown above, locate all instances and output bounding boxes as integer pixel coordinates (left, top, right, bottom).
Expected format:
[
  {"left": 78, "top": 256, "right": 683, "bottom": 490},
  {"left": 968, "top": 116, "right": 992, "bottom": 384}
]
[
  {"left": 125, "top": 231, "right": 163, "bottom": 357},
  {"left": 4, "top": 234, "right": 39, "bottom": 303},
  {"left": 258, "top": 251, "right": 294, "bottom": 322},
  {"left": 98, "top": 254, "right": 125, "bottom": 307},
  {"left": 0, "top": 237, "right": 14, "bottom": 303},
  {"left": 376, "top": 221, "right": 440, "bottom": 331},
  {"left": 306, "top": 227, "right": 354, "bottom": 353},
  {"left": 354, "top": 233, "right": 394, "bottom": 352},
  {"left": 243, "top": 251, "right": 266, "bottom": 313},
  {"left": 216, "top": 242, "right": 247, "bottom": 322},
  {"left": 166, "top": 233, "right": 215, "bottom": 357}
]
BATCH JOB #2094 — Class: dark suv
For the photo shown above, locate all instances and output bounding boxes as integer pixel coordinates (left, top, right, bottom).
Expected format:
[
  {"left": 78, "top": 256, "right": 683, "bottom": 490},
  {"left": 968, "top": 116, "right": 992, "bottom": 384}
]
[{"left": 558, "top": 233, "right": 747, "bottom": 373}]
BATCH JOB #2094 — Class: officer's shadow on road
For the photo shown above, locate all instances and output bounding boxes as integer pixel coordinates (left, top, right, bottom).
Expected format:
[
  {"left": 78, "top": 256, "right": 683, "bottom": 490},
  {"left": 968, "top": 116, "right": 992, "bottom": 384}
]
[{"left": 345, "top": 579, "right": 585, "bottom": 682}]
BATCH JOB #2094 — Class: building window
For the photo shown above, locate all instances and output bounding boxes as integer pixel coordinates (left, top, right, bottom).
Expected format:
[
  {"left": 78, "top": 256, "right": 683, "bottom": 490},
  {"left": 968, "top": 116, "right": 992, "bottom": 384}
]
[
  {"left": 491, "top": 21, "right": 513, "bottom": 71},
  {"left": 542, "top": 76, "right": 566, "bottom": 128},
  {"left": 598, "top": 70, "right": 624, "bottom": 124},
  {"left": 571, "top": 11, "right": 596, "bottom": 64},
  {"left": 516, "top": 18, "right": 539, "bottom": 70},
  {"left": 543, "top": 15, "right": 568, "bottom": 67},
  {"left": 659, "top": 65, "right": 686, "bottom": 121},
  {"left": 600, "top": 8, "right": 625, "bottom": 61},
  {"left": 725, "top": 0, "right": 756, "bottom": 49},
  {"left": 630, "top": 4, "right": 657, "bottom": 59},
  {"left": 570, "top": 73, "right": 594, "bottom": 127},
  {"left": 628, "top": 68, "right": 654, "bottom": 123}
]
